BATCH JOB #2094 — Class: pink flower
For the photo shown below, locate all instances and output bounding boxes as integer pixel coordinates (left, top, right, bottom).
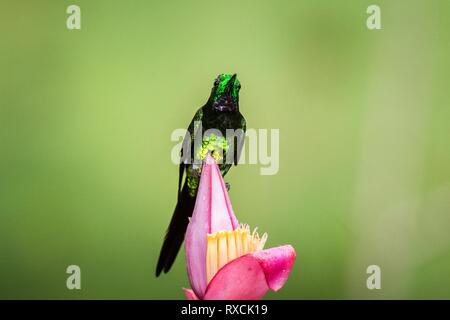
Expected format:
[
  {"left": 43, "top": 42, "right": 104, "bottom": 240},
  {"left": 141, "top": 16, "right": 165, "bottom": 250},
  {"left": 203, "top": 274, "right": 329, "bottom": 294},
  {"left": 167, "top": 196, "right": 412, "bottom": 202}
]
[{"left": 184, "top": 155, "right": 296, "bottom": 300}]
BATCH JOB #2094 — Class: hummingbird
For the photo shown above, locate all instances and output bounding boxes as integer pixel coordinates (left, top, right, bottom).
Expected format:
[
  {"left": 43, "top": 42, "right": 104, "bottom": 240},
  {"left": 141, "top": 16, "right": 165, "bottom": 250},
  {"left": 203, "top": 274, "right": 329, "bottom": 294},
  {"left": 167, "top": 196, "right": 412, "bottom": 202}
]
[{"left": 156, "top": 74, "right": 247, "bottom": 276}]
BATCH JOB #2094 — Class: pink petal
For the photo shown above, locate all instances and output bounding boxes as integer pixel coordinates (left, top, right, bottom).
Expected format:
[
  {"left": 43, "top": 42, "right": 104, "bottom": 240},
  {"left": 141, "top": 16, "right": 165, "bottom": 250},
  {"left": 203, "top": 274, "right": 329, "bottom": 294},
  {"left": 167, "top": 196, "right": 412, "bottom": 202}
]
[
  {"left": 203, "top": 245, "right": 296, "bottom": 300},
  {"left": 204, "top": 255, "right": 269, "bottom": 300},
  {"left": 185, "top": 155, "right": 239, "bottom": 299},
  {"left": 252, "top": 245, "right": 297, "bottom": 291},
  {"left": 183, "top": 288, "right": 199, "bottom": 300},
  {"left": 209, "top": 157, "right": 238, "bottom": 233}
]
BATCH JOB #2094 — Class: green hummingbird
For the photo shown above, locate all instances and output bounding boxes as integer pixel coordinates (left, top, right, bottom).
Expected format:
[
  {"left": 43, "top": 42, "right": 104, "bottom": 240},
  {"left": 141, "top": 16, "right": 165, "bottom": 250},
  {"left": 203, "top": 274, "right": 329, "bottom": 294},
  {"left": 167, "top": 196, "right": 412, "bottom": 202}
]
[{"left": 156, "top": 73, "right": 247, "bottom": 276}]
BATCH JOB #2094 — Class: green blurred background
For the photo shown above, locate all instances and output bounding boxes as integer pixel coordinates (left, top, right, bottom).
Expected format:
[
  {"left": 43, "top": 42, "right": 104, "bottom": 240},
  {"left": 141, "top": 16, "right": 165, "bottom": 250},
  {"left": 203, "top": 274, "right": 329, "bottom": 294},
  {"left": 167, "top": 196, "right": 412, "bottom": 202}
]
[{"left": 1, "top": 0, "right": 449, "bottom": 299}]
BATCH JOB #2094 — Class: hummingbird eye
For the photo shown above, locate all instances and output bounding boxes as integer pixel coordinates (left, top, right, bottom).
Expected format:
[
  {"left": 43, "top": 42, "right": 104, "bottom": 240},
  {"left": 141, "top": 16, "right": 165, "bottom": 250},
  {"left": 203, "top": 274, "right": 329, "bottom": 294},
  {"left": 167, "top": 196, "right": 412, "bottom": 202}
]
[{"left": 213, "top": 78, "right": 220, "bottom": 87}]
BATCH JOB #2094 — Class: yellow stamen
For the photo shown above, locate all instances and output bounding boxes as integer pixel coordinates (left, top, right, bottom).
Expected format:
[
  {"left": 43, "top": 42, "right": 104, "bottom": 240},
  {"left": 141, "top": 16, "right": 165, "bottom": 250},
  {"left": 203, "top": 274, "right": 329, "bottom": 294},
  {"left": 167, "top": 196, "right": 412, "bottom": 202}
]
[{"left": 206, "top": 223, "right": 268, "bottom": 284}]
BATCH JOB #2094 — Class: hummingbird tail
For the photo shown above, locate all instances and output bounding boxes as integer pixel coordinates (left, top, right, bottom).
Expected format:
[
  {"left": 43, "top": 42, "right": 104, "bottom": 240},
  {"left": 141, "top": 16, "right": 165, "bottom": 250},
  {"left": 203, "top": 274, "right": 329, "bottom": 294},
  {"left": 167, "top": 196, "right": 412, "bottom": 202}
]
[{"left": 156, "top": 184, "right": 196, "bottom": 276}]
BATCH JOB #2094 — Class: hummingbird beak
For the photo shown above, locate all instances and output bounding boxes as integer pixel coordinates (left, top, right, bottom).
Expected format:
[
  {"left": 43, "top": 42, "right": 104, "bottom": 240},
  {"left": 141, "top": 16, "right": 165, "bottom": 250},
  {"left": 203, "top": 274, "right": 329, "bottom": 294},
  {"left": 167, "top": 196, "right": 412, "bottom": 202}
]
[{"left": 224, "top": 74, "right": 237, "bottom": 95}]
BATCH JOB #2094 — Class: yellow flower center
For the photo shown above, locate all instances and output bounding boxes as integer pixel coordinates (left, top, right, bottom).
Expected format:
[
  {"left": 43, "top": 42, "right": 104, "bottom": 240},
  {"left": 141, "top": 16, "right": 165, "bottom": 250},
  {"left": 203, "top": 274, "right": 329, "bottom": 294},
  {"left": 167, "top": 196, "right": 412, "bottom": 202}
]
[{"left": 206, "top": 224, "right": 268, "bottom": 284}]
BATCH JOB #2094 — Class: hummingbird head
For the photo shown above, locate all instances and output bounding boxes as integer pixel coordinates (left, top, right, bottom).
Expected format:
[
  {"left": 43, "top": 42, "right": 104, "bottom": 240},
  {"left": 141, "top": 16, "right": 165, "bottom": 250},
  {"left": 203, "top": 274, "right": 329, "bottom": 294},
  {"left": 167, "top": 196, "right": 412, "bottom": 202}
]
[{"left": 210, "top": 73, "right": 241, "bottom": 112}]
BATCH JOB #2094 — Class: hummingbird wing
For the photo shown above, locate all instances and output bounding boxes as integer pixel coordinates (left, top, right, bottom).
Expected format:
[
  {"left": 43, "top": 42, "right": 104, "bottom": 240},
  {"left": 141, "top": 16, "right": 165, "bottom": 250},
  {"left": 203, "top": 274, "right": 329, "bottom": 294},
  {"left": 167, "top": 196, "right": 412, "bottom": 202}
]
[
  {"left": 178, "top": 108, "right": 203, "bottom": 197},
  {"left": 156, "top": 107, "right": 204, "bottom": 276}
]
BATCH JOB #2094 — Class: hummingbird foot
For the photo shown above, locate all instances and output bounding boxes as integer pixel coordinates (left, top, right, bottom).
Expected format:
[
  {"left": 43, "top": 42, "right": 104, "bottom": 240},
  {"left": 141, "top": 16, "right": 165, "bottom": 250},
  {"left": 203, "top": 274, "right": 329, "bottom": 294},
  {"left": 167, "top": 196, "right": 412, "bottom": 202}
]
[{"left": 225, "top": 182, "right": 231, "bottom": 191}]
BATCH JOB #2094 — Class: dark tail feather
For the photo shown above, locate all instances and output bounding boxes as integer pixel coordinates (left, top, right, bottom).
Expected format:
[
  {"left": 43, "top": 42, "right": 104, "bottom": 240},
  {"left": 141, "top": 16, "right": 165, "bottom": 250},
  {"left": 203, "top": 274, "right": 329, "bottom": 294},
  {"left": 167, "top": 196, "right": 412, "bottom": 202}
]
[{"left": 156, "top": 184, "right": 196, "bottom": 276}]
